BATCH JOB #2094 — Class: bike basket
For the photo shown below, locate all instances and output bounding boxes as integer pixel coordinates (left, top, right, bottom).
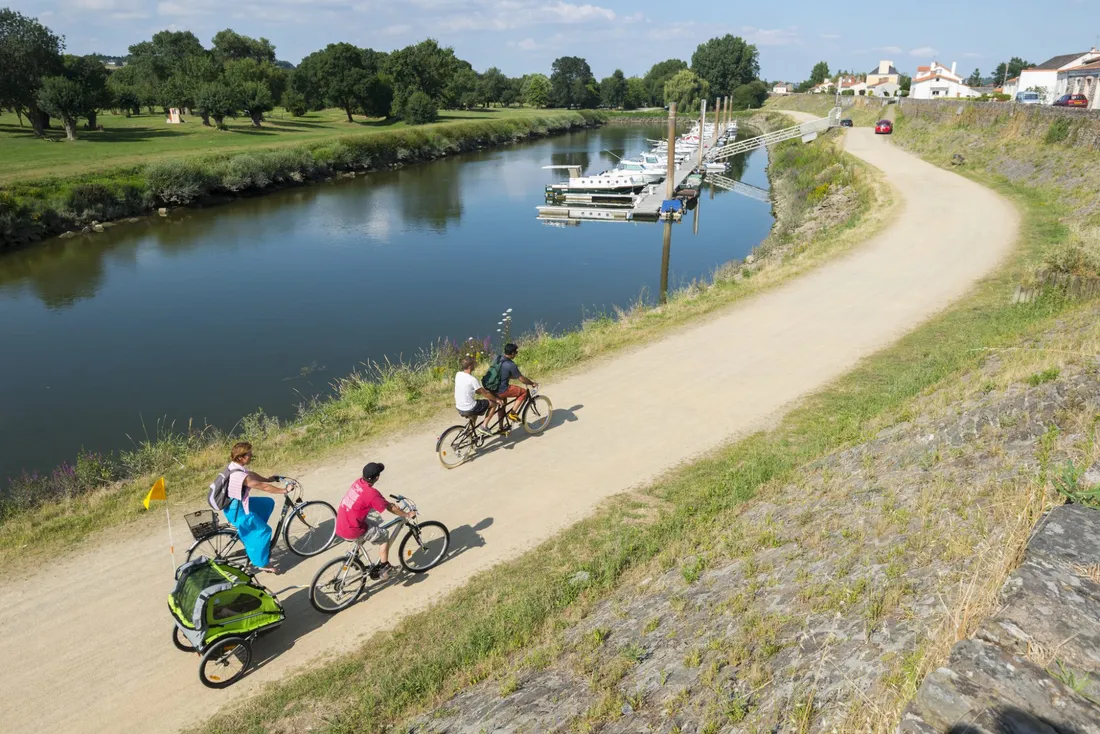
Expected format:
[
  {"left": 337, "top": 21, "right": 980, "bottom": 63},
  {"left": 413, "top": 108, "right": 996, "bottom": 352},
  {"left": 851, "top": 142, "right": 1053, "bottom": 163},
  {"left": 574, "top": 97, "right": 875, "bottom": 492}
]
[{"left": 185, "top": 509, "right": 219, "bottom": 540}]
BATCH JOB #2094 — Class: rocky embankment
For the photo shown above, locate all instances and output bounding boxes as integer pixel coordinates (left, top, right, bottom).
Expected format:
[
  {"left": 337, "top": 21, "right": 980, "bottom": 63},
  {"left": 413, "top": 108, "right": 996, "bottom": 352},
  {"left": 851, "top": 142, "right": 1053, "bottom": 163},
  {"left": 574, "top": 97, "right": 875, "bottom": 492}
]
[{"left": 404, "top": 311, "right": 1100, "bottom": 732}]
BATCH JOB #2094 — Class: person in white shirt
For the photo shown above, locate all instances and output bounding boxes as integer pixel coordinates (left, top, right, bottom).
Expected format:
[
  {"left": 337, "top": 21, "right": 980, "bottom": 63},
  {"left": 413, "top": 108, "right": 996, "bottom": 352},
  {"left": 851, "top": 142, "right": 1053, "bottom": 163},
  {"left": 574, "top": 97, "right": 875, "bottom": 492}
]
[{"left": 454, "top": 355, "right": 503, "bottom": 436}]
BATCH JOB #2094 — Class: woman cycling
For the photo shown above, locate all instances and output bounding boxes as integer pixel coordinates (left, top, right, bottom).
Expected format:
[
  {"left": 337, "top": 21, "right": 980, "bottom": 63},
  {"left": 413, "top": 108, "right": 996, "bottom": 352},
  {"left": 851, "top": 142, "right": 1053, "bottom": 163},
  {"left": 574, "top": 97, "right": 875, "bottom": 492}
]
[{"left": 223, "top": 441, "right": 288, "bottom": 573}]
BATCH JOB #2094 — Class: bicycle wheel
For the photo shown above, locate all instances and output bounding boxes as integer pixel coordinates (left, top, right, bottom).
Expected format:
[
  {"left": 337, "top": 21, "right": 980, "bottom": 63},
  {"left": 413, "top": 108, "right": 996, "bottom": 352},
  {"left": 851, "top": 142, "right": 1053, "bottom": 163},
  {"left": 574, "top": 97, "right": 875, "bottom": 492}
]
[
  {"left": 187, "top": 529, "right": 244, "bottom": 563},
  {"left": 199, "top": 637, "right": 252, "bottom": 688},
  {"left": 437, "top": 425, "right": 474, "bottom": 469},
  {"left": 310, "top": 556, "right": 369, "bottom": 613},
  {"left": 522, "top": 395, "right": 554, "bottom": 434},
  {"left": 172, "top": 626, "right": 196, "bottom": 653},
  {"left": 399, "top": 521, "right": 450, "bottom": 573},
  {"left": 284, "top": 500, "right": 337, "bottom": 557}
]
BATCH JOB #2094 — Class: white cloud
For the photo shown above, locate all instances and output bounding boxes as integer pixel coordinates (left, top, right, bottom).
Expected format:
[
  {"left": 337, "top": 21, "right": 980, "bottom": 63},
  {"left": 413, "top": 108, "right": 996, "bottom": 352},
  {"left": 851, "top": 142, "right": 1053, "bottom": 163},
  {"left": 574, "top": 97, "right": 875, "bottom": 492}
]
[
  {"left": 741, "top": 26, "right": 801, "bottom": 46},
  {"left": 820, "top": 33, "right": 841, "bottom": 40},
  {"left": 515, "top": 38, "right": 539, "bottom": 50},
  {"left": 909, "top": 46, "right": 938, "bottom": 57},
  {"left": 877, "top": 45, "right": 902, "bottom": 54},
  {"left": 156, "top": 1, "right": 213, "bottom": 16},
  {"left": 381, "top": 24, "right": 411, "bottom": 36}
]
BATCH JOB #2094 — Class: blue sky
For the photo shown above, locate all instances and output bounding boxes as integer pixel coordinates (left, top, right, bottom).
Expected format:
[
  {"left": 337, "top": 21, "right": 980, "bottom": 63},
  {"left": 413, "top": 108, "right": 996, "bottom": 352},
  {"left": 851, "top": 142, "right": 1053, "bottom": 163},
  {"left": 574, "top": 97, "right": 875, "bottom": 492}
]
[{"left": 9, "top": 0, "right": 1097, "bottom": 82}]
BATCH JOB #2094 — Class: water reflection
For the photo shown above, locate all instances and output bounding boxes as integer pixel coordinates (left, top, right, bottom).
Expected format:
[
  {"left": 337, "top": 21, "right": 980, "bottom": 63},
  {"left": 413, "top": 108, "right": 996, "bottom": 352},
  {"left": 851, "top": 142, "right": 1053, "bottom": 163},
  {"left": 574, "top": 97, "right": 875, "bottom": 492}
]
[
  {"left": 0, "top": 234, "right": 131, "bottom": 309},
  {"left": 660, "top": 220, "right": 673, "bottom": 304}
]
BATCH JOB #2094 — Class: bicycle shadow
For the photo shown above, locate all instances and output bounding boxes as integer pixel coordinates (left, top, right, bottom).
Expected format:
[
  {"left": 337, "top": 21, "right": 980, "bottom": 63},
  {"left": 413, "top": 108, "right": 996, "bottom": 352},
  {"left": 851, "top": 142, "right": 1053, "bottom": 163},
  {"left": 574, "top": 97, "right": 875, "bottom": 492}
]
[{"left": 463, "top": 404, "right": 583, "bottom": 466}]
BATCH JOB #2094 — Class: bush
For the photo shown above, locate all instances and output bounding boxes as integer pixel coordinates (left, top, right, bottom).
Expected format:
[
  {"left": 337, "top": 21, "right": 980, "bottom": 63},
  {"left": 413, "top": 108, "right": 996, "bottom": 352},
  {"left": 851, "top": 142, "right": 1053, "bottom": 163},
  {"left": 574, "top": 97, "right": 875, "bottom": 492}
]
[
  {"left": 282, "top": 89, "right": 308, "bottom": 117},
  {"left": 841, "top": 89, "right": 855, "bottom": 96},
  {"left": 220, "top": 155, "right": 269, "bottom": 192},
  {"left": 145, "top": 159, "right": 216, "bottom": 205},
  {"left": 404, "top": 91, "right": 438, "bottom": 125},
  {"left": 1044, "top": 119, "right": 1072, "bottom": 145}
]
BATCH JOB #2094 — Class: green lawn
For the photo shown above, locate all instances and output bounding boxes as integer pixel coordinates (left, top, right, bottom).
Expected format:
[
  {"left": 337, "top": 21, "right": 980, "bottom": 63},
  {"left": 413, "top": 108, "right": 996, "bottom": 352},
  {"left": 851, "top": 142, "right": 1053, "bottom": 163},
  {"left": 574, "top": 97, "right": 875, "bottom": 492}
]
[{"left": 0, "top": 107, "right": 553, "bottom": 183}]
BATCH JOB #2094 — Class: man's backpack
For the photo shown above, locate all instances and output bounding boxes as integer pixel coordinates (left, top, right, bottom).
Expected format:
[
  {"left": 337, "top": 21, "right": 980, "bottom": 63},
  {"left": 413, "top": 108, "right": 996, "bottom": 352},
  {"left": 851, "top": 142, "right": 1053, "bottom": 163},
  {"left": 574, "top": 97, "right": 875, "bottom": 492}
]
[
  {"left": 207, "top": 465, "right": 242, "bottom": 512},
  {"left": 482, "top": 355, "right": 504, "bottom": 393}
]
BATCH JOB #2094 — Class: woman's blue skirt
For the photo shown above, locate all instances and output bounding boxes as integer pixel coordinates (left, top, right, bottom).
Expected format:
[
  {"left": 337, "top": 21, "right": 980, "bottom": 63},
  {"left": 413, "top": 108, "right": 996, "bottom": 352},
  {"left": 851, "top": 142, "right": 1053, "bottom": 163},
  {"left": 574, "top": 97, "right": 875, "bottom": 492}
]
[{"left": 224, "top": 496, "right": 275, "bottom": 567}]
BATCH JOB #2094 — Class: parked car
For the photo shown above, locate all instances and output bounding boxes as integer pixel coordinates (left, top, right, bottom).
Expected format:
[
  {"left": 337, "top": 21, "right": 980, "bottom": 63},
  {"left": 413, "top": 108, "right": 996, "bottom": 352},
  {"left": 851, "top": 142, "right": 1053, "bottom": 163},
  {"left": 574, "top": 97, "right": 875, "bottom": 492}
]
[
  {"left": 1053, "top": 94, "right": 1089, "bottom": 108},
  {"left": 874, "top": 119, "right": 893, "bottom": 135},
  {"left": 840, "top": 118, "right": 853, "bottom": 127},
  {"left": 1015, "top": 91, "right": 1042, "bottom": 105}
]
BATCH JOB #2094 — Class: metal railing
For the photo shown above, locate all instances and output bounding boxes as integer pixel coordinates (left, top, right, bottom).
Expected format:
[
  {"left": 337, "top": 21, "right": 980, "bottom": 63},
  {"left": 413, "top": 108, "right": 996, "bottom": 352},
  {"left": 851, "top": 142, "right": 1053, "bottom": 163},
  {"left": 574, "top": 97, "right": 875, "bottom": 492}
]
[
  {"left": 707, "top": 174, "right": 771, "bottom": 203},
  {"left": 708, "top": 107, "right": 841, "bottom": 162}
]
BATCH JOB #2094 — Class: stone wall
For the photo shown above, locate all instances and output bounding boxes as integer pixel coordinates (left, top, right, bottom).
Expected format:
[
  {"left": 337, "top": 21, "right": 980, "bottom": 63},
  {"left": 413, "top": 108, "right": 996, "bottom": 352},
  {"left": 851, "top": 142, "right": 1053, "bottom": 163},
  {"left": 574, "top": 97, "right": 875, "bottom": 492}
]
[
  {"left": 896, "top": 98, "right": 1100, "bottom": 150},
  {"left": 901, "top": 503, "right": 1100, "bottom": 732}
]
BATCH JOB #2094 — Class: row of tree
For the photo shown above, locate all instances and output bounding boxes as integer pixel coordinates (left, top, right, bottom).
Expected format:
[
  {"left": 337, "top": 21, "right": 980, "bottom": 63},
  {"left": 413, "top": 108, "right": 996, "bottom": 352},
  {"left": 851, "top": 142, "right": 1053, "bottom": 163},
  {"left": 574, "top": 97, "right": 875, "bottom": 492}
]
[{"left": 1, "top": 9, "right": 769, "bottom": 141}]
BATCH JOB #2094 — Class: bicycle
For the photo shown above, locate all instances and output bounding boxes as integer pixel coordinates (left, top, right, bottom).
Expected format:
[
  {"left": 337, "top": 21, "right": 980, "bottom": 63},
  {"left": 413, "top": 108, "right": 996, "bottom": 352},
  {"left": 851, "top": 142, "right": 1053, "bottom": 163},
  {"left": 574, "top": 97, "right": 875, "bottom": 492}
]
[
  {"left": 436, "top": 386, "right": 553, "bottom": 469},
  {"left": 309, "top": 494, "right": 449, "bottom": 613},
  {"left": 184, "top": 478, "right": 337, "bottom": 565}
]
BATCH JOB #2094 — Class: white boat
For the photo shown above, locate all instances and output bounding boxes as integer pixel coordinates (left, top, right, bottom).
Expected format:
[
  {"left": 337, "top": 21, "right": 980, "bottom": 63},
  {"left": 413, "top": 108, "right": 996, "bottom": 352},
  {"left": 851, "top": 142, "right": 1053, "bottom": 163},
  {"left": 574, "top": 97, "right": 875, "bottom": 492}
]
[{"left": 542, "top": 165, "right": 648, "bottom": 196}]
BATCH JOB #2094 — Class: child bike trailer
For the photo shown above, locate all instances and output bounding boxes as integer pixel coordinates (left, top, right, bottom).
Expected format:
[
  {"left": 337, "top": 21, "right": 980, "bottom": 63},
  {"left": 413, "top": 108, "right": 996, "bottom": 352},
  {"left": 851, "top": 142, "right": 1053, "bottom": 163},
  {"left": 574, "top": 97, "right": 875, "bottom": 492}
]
[{"left": 168, "top": 556, "right": 285, "bottom": 688}]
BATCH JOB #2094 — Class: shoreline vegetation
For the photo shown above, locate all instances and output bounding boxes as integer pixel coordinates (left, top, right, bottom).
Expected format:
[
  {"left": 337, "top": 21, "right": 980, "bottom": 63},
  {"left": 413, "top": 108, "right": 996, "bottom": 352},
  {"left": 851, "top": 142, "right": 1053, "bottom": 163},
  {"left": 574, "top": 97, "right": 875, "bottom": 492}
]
[
  {"left": 0, "top": 109, "right": 606, "bottom": 251},
  {"left": 0, "top": 110, "right": 892, "bottom": 569},
  {"left": 191, "top": 104, "right": 1100, "bottom": 734}
]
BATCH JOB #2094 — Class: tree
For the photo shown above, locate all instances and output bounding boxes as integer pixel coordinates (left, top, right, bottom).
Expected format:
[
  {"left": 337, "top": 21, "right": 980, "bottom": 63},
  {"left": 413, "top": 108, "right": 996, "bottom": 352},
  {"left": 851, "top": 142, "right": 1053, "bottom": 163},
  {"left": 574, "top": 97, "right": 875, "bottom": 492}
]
[
  {"left": 730, "top": 80, "right": 768, "bottom": 110},
  {"left": 444, "top": 66, "right": 479, "bottom": 109},
  {"left": 360, "top": 73, "right": 394, "bottom": 118},
  {"left": 0, "top": 9, "right": 64, "bottom": 136},
  {"left": 663, "top": 69, "right": 710, "bottom": 112},
  {"left": 37, "top": 76, "right": 84, "bottom": 140},
  {"left": 295, "top": 43, "right": 373, "bottom": 122},
  {"left": 600, "top": 69, "right": 626, "bottom": 108},
  {"left": 808, "top": 60, "right": 830, "bottom": 87},
  {"left": 549, "top": 56, "right": 596, "bottom": 108},
  {"left": 643, "top": 59, "right": 687, "bottom": 106},
  {"left": 224, "top": 58, "right": 286, "bottom": 125},
  {"left": 478, "top": 66, "right": 508, "bottom": 106},
  {"left": 195, "top": 80, "right": 239, "bottom": 128},
  {"left": 385, "top": 39, "right": 462, "bottom": 113},
  {"left": 282, "top": 88, "right": 307, "bottom": 116},
  {"left": 522, "top": 73, "right": 551, "bottom": 107},
  {"left": 403, "top": 90, "right": 437, "bottom": 124},
  {"left": 238, "top": 81, "right": 273, "bottom": 127},
  {"left": 690, "top": 35, "right": 759, "bottom": 97},
  {"left": 500, "top": 78, "right": 520, "bottom": 107},
  {"left": 624, "top": 76, "right": 647, "bottom": 110},
  {"left": 64, "top": 55, "right": 111, "bottom": 129},
  {"left": 211, "top": 29, "right": 276, "bottom": 66},
  {"left": 965, "top": 68, "right": 982, "bottom": 87}
]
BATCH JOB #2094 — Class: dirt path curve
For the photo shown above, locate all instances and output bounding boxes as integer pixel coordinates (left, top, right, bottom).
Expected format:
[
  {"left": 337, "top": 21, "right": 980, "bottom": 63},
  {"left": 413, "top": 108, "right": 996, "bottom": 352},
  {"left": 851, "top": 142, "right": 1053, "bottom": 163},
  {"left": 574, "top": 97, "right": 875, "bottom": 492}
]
[{"left": 0, "top": 120, "right": 1017, "bottom": 733}]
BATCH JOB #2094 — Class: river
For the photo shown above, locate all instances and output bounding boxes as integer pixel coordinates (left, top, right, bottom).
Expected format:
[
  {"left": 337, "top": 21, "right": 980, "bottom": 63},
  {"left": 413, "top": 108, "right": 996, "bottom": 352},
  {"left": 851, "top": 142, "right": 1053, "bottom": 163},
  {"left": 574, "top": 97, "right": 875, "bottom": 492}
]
[{"left": 0, "top": 125, "right": 772, "bottom": 483}]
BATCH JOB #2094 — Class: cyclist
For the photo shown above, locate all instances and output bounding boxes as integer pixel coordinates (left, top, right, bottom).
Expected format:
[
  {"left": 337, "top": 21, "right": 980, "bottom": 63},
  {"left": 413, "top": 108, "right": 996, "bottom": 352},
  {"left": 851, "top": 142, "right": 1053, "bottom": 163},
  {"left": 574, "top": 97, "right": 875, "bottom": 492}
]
[
  {"left": 493, "top": 342, "right": 538, "bottom": 424},
  {"left": 223, "top": 441, "right": 288, "bottom": 574},
  {"left": 455, "top": 355, "right": 502, "bottom": 437},
  {"left": 335, "top": 462, "right": 417, "bottom": 580}
]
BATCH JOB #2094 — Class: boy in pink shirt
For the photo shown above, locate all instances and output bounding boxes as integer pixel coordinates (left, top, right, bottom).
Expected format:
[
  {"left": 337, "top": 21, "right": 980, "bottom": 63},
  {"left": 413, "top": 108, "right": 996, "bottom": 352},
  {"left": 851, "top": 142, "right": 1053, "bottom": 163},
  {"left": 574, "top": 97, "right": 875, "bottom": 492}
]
[{"left": 335, "top": 462, "right": 416, "bottom": 579}]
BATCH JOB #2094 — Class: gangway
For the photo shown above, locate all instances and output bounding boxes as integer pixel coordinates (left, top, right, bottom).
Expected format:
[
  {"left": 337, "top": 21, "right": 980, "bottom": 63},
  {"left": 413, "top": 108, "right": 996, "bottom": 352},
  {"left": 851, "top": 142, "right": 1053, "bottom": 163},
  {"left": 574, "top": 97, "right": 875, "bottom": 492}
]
[
  {"left": 708, "top": 174, "right": 771, "bottom": 203},
  {"left": 708, "top": 107, "right": 841, "bottom": 162}
]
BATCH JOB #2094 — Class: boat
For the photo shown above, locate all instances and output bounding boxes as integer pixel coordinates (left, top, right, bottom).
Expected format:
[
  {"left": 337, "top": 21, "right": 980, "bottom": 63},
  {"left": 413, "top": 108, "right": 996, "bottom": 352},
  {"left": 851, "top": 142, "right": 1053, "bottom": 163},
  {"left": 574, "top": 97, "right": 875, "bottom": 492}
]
[{"left": 542, "top": 165, "right": 648, "bottom": 196}]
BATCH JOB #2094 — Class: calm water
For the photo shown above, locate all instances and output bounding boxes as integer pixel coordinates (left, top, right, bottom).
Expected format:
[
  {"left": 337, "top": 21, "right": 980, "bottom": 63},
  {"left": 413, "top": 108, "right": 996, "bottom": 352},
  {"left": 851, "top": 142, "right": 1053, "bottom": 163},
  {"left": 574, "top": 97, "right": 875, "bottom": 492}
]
[{"left": 0, "top": 126, "right": 772, "bottom": 482}]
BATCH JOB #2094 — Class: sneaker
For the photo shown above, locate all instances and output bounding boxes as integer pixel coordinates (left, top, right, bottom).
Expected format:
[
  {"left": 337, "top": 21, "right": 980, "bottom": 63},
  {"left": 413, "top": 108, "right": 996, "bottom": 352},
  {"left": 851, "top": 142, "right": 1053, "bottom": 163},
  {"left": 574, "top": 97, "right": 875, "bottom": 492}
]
[
  {"left": 507, "top": 412, "right": 521, "bottom": 422},
  {"left": 477, "top": 426, "right": 495, "bottom": 437},
  {"left": 377, "top": 563, "right": 396, "bottom": 581}
]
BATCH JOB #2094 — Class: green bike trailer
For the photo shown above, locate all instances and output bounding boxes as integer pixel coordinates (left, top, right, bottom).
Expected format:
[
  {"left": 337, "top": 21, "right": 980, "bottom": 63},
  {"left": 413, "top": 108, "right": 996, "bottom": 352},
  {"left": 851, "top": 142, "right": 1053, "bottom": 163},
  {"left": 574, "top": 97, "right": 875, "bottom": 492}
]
[{"left": 168, "top": 556, "right": 285, "bottom": 688}]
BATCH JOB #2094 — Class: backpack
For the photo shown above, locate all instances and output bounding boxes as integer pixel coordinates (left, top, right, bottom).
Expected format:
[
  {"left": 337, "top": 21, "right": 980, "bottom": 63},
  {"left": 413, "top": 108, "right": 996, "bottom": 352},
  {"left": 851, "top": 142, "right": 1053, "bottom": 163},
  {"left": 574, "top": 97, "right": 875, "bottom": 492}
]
[
  {"left": 207, "top": 465, "right": 243, "bottom": 512},
  {"left": 482, "top": 355, "right": 504, "bottom": 393}
]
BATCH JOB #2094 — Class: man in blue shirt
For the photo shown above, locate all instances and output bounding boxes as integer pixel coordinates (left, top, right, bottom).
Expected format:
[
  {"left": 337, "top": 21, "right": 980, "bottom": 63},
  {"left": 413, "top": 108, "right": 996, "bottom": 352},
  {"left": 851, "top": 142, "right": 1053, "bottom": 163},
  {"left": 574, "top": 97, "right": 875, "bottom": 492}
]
[{"left": 494, "top": 343, "right": 538, "bottom": 424}]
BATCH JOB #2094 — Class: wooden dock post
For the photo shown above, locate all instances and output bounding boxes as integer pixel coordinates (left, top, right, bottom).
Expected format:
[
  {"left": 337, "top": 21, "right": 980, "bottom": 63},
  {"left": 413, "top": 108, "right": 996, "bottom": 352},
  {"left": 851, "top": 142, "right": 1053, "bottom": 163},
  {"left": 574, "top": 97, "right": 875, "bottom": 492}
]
[
  {"left": 660, "top": 220, "right": 672, "bottom": 303},
  {"left": 666, "top": 103, "right": 677, "bottom": 200},
  {"left": 696, "top": 98, "right": 707, "bottom": 170},
  {"left": 713, "top": 97, "right": 719, "bottom": 139}
]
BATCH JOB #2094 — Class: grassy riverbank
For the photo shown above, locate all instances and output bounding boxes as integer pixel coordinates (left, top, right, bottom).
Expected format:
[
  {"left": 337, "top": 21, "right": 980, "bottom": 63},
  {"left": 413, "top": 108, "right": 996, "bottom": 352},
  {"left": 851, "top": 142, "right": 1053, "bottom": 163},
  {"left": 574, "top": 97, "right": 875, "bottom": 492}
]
[
  {"left": 0, "top": 109, "right": 603, "bottom": 251},
  {"left": 191, "top": 153, "right": 1086, "bottom": 732},
  {"left": 0, "top": 111, "right": 890, "bottom": 568}
]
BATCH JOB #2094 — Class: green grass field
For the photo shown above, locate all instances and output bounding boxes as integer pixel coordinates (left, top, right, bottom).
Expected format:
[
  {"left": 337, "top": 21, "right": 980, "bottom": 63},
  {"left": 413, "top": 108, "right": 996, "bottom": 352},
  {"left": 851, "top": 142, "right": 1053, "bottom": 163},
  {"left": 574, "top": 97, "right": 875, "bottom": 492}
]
[{"left": 0, "top": 107, "right": 551, "bottom": 183}]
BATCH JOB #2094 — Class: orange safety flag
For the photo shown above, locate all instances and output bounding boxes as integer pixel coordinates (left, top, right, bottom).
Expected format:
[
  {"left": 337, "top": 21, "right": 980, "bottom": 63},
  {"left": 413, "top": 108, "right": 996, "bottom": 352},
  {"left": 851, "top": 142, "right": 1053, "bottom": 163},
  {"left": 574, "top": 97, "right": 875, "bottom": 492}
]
[{"left": 143, "top": 477, "right": 167, "bottom": 509}]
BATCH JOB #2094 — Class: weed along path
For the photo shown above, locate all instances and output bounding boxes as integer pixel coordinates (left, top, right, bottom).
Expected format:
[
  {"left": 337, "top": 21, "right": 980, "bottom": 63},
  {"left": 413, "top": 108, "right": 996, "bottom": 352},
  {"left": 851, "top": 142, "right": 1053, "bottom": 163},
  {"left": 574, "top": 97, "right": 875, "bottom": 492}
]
[{"left": 0, "top": 120, "right": 1017, "bottom": 734}]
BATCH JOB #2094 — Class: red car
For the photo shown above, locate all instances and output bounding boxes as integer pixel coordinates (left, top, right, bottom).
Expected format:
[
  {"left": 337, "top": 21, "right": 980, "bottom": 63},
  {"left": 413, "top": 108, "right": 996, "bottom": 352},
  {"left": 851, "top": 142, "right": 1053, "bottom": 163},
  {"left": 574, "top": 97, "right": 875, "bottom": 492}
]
[
  {"left": 1053, "top": 94, "right": 1089, "bottom": 108},
  {"left": 875, "top": 119, "right": 893, "bottom": 135}
]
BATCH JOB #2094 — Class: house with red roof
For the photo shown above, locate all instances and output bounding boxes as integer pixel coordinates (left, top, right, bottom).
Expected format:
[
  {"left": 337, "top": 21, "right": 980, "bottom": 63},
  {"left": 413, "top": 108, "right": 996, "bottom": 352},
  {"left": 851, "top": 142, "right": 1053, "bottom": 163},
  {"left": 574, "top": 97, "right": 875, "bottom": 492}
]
[{"left": 910, "top": 61, "right": 981, "bottom": 100}]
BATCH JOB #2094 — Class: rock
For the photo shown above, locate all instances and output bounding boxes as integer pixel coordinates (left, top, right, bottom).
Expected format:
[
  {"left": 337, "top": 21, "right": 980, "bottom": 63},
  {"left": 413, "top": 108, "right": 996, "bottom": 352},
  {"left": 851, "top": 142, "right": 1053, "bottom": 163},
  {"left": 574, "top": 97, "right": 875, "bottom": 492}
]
[
  {"left": 1026, "top": 504, "right": 1100, "bottom": 570},
  {"left": 901, "top": 639, "right": 1100, "bottom": 732},
  {"left": 158, "top": 208, "right": 168, "bottom": 216},
  {"left": 569, "top": 571, "right": 590, "bottom": 586},
  {"left": 127, "top": 218, "right": 140, "bottom": 223},
  {"left": 745, "top": 253, "right": 756, "bottom": 264},
  {"left": 58, "top": 231, "right": 76, "bottom": 239},
  {"left": 1082, "top": 462, "right": 1100, "bottom": 488},
  {"left": 92, "top": 224, "right": 104, "bottom": 233},
  {"left": 80, "top": 226, "right": 91, "bottom": 233}
]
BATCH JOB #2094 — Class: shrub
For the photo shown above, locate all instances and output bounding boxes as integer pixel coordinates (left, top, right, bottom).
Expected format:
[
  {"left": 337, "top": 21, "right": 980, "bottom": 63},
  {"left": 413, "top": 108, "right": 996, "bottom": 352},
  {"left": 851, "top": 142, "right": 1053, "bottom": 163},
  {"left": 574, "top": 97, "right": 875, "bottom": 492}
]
[
  {"left": 220, "top": 154, "right": 269, "bottom": 192},
  {"left": 1044, "top": 119, "right": 1072, "bottom": 145},
  {"left": 145, "top": 159, "right": 216, "bottom": 205},
  {"left": 404, "top": 91, "right": 438, "bottom": 125}
]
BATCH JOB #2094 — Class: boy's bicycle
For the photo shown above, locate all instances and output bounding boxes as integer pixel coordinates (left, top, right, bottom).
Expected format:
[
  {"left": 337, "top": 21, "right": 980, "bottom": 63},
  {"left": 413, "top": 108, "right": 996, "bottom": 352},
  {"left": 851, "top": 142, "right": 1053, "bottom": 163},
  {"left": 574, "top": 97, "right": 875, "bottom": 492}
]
[
  {"left": 436, "top": 386, "right": 553, "bottom": 469},
  {"left": 309, "top": 494, "right": 450, "bottom": 613},
  {"left": 184, "top": 478, "right": 337, "bottom": 565}
]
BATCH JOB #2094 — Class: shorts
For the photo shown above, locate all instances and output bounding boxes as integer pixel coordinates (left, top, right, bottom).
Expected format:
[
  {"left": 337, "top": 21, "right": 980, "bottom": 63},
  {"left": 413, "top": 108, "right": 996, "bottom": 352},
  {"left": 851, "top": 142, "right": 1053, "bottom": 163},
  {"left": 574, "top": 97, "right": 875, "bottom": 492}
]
[
  {"left": 354, "top": 515, "right": 388, "bottom": 545},
  {"left": 458, "top": 399, "right": 489, "bottom": 418}
]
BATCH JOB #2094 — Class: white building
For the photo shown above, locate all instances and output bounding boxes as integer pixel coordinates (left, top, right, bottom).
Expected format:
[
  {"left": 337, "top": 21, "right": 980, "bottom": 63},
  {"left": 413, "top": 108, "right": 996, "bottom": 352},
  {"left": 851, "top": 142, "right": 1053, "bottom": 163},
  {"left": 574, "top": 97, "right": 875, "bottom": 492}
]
[
  {"left": 771, "top": 82, "right": 794, "bottom": 95},
  {"left": 867, "top": 80, "right": 900, "bottom": 97},
  {"left": 1018, "top": 50, "right": 1100, "bottom": 104},
  {"left": 911, "top": 61, "right": 981, "bottom": 99},
  {"left": 1056, "top": 56, "right": 1100, "bottom": 110}
]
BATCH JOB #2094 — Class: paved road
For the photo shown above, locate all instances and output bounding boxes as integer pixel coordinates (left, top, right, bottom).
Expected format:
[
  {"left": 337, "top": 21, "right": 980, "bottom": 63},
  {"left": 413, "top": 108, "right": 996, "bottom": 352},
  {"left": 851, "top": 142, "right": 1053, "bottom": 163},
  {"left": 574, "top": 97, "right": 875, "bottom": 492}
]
[{"left": 0, "top": 120, "right": 1017, "bottom": 733}]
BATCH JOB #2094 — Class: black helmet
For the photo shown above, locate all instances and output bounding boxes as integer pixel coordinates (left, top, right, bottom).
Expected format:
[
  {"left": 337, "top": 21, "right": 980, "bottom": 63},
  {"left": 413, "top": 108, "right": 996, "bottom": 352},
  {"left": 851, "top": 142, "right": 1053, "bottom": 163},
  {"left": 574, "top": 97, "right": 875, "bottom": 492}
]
[{"left": 362, "top": 462, "right": 385, "bottom": 482}]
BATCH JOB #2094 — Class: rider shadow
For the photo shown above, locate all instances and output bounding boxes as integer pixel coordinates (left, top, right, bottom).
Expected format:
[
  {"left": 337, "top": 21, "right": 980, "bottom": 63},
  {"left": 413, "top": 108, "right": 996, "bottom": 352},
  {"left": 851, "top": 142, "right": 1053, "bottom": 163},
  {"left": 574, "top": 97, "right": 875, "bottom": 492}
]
[
  {"left": 361, "top": 516, "right": 494, "bottom": 594},
  {"left": 467, "top": 404, "right": 583, "bottom": 465}
]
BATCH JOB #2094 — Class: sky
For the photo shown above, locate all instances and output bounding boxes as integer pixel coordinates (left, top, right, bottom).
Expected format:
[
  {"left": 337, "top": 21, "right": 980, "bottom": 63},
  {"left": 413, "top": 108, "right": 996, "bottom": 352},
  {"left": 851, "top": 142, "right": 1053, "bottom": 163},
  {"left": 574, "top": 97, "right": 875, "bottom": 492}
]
[{"left": 9, "top": 0, "right": 1099, "bottom": 82}]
